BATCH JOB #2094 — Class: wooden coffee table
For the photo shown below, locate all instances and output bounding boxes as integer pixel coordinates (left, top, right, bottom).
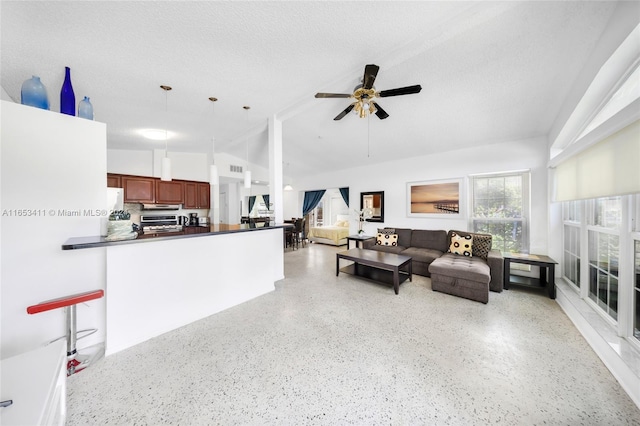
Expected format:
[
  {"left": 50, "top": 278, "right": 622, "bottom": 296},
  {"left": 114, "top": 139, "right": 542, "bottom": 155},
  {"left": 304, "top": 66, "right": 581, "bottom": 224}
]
[{"left": 336, "top": 248, "right": 412, "bottom": 295}]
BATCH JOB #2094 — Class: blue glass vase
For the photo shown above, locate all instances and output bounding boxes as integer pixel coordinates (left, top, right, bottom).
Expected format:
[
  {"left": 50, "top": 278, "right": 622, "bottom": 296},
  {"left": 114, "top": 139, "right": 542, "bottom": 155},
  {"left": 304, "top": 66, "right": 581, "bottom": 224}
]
[
  {"left": 60, "top": 66, "right": 75, "bottom": 116},
  {"left": 21, "top": 76, "right": 50, "bottom": 110},
  {"left": 78, "top": 96, "right": 94, "bottom": 120}
]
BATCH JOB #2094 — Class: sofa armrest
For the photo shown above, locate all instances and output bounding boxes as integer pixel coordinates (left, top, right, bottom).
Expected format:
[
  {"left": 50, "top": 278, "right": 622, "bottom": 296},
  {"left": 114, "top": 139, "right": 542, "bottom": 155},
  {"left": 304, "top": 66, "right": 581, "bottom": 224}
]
[{"left": 486, "top": 250, "right": 504, "bottom": 292}]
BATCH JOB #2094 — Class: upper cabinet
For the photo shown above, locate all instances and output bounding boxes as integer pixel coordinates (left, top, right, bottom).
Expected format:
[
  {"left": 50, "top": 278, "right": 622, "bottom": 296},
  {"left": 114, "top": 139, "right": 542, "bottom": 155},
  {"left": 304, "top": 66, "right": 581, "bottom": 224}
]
[
  {"left": 156, "top": 180, "right": 184, "bottom": 204},
  {"left": 197, "top": 183, "right": 210, "bottom": 209},
  {"left": 184, "top": 181, "right": 210, "bottom": 209},
  {"left": 107, "top": 174, "right": 121, "bottom": 188},
  {"left": 121, "top": 176, "right": 155, "bottom": 203},
  {"left": 111, "top": 173, "right": 209, "bottom": 207}
]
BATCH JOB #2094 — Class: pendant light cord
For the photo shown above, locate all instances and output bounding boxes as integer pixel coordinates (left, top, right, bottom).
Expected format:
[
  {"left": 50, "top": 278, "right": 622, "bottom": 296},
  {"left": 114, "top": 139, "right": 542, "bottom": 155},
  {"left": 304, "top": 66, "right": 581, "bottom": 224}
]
[
  {"left": 211, "top": 98, "right": 216, "bottom": 161},
  {"left": 164, "top": 89, "right": 168, "bottom": 157},
  {"left": 159, "top": 85, "right": 172, "bottom": 157},
  {"left": 245, "top": 107, "right": 250, "bottom": 167}
]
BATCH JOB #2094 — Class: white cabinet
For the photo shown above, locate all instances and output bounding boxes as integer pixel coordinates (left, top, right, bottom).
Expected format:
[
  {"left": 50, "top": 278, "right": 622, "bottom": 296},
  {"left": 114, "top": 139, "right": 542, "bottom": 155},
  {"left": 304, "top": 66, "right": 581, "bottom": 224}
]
[{"left": 0, "top": 340, "right": 66, "bottom": 426}]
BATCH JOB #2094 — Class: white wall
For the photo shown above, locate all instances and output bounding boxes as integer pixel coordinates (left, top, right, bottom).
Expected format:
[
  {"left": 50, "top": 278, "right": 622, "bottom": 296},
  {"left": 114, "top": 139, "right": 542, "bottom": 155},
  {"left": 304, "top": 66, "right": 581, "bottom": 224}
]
[
  {"left": 283, "top": 189, "right": 299, "bottom": 220},
  {"left": 107, "top": 149, "right": 153, "bottom": 176},
  {"left": 295, "top": 137, "right": 549, "bottom": 253},
  {"left": 1, "top": 85, "right": 14, "bottom": 102},
  {"left": 1, "top": 101, "right": 107, "bottom": 359},
  {"left": 152, "top": 149, "right": 209, "bottom": 182},
  {"left": 108, "top": 148, "right": 213, "bottom": 182}
]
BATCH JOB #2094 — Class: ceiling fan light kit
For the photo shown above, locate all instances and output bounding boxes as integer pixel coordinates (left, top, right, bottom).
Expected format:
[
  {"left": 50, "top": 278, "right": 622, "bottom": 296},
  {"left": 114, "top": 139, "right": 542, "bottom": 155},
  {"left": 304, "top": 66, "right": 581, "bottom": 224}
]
[{"left": 315, "top": 64, "right": 421, "bottom": 121}]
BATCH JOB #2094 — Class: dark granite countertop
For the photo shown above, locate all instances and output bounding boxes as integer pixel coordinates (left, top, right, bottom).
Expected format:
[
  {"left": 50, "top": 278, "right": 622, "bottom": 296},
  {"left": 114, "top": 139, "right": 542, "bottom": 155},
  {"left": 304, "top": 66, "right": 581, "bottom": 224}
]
[{"left": 62, "top": 223, "right": 293, "bottom": 250}]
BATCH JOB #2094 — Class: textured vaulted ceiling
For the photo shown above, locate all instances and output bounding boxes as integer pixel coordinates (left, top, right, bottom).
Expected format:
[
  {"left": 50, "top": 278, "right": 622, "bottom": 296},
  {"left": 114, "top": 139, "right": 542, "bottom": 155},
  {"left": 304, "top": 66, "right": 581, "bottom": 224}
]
[{"left": 0, "top": 1, "right": 618, "bottom": 182}]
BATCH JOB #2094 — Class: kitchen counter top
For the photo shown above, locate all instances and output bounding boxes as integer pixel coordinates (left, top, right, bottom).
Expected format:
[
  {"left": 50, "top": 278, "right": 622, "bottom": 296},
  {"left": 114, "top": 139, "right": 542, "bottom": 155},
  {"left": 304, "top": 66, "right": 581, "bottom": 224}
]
[{"left": 62, "top": 223, "right": 293, "bottom": 250}]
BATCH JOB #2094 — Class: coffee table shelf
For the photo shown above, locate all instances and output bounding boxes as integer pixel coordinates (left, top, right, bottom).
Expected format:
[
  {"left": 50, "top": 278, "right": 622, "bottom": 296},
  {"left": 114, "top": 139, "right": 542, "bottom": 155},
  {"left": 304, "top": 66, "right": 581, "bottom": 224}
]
[
  {"left": 339, "top": 263, "right": 411, "bottom": 289},
  {"left": 336, "top": 248, "right": 412, "bottom": 295}
]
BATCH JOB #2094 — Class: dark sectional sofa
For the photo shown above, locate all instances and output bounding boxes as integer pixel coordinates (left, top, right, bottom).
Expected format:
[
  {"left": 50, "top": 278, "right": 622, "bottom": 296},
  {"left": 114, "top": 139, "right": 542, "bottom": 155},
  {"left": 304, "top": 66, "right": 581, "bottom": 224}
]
[{"left": 362, "top": 227, "right": 504, "bottom": 303}]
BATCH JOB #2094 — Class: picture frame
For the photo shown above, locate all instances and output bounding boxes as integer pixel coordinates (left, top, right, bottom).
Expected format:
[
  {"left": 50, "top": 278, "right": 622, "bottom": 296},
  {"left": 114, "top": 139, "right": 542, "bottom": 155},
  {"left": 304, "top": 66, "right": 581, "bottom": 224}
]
[{"left": 407, "top": 178, "right": 465, "bottom": 218}]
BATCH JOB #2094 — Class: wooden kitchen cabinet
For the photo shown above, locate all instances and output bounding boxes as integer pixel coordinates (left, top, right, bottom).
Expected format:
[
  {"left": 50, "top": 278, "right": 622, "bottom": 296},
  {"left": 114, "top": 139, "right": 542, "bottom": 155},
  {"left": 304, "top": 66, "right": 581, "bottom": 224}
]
[
  {"left": 156, "top": 180, "right": 184, "bottom": 204},
  {"left": 198, "top": 182, "right": 210, "bottom": 209},
  {"left": 107, "top": 173, "right": 122, "bottom": 188},
  {"left": 184, "top": 182, "right": 210, "bottom": 209},
  {"left": 122, "top": 176, "right": 155, "bottom": 203}
]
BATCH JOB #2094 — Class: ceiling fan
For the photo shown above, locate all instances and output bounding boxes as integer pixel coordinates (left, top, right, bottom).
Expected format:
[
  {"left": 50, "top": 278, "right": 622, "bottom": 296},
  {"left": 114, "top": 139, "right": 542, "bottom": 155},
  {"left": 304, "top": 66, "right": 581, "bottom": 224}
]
[{"left": 315, "top": 64, "right": 422, "bottom": 120}]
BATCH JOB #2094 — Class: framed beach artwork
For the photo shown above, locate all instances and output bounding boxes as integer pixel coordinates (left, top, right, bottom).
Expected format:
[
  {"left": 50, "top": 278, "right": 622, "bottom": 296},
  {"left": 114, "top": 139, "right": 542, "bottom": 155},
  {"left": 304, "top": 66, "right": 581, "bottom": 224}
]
[{"left": 407, "top": 178, "right": 465, "bottom": 218}]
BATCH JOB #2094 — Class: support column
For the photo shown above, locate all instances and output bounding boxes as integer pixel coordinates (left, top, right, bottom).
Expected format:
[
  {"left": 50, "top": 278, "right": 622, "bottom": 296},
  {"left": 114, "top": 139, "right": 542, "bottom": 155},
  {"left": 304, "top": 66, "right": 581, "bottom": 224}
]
[{"left": 268, "top": 115, "right": 284, "bottom": 224}]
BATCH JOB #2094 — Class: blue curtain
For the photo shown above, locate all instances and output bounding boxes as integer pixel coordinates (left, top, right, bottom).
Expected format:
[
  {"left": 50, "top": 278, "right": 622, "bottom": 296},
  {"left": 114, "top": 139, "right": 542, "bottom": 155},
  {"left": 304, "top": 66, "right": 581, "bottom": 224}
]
[
  {"left": 303, "top": 190, "right": 326, "bottom": 217},
  {"left": 339, "top": 187, "right": 349, "bottom": 207},
  {"left": 248, "top": 196, "right": 256, "bottom": 214},
  {"left": 262, "top": 194, "right": 269, "bottom": 210}
]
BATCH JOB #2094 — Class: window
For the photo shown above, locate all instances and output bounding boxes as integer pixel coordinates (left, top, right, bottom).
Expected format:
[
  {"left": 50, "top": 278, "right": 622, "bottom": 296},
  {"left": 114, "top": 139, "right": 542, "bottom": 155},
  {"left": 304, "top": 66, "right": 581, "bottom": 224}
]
[
  {"left": 588, "top": 197, "right": 622, "bottom": 229},
  {"left": 563, "top": 200, "right": 581, "bottom": 222},
  {"left": 470, "top": 171, "right": 530, "bottom": 253},
  {"left": 310, "top": 200, "right": 323, "bottom": 227},
  {"left": 563, "top": 224, "right": 581, "bottom": 288},
  {"left": 563, "top": 201, "right": 581, "bottom": 288},
  {"left": 588, "top": 230, "right": 619, "bottom": 320},
  {"left": 587, "top": 197, "right": 621, "bottom": 321}
]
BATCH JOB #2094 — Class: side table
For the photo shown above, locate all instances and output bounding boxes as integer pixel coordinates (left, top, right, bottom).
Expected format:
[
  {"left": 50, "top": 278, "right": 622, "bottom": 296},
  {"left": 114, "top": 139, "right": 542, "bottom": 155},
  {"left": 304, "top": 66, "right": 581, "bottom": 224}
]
[
  {"left": 347, "top": 234, "right": 375, "bottom": 249},
  {"left": 503, "top": 253, "right": 558, "bottom": 299}
]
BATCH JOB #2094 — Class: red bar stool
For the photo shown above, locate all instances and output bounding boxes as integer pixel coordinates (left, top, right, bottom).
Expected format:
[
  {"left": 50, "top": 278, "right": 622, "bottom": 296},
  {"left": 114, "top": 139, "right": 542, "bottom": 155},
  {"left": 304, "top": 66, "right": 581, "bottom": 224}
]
[{"left": 27, "top": 289, "right": 104, "bottom": 376}]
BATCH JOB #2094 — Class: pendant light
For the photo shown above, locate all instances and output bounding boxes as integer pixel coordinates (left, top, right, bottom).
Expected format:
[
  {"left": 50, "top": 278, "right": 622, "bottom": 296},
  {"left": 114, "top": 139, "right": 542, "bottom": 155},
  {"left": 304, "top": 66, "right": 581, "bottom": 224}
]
[
  {"left": 243, "top": 106, "right": 251, "bottom": 189},
  {"left": 209, "top": 97, "right": 219, "bottom": 185},
  {"left": 160, "top": 85, "right": 172, "bottom": 181}
]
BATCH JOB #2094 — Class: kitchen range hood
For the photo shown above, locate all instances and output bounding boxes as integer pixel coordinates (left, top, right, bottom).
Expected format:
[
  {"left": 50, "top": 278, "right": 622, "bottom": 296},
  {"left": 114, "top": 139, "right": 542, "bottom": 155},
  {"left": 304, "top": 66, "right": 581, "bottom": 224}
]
[{"left": 141, "top": 203, "right": 180, "bottom": 211}]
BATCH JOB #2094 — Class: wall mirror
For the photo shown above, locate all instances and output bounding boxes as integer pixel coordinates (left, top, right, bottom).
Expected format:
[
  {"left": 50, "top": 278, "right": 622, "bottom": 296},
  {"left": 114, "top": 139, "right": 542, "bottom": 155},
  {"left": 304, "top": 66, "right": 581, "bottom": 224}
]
[{"left": 360, "top": 191, "right": 384, "bottom": 223}]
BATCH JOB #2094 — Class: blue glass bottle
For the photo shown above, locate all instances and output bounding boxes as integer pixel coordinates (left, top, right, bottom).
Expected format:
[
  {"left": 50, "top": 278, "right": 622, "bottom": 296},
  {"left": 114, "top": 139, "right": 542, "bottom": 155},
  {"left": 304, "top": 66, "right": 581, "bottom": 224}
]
[
  {"left": 21, "top": 76, "right": 50, "bottom": 110},
  {"left": 78, "top": 96, "right": 94, "bottom": 120},
  {"left": 60, "top": 66, "right": 75, "bottom": 115}
]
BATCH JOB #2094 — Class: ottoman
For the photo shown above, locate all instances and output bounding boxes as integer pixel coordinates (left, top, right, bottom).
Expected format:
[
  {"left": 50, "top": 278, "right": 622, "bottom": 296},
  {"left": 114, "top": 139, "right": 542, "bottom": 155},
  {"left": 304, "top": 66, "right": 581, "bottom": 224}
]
[{"left": 428, "top": 253, "right": 491, "bottom": 304}]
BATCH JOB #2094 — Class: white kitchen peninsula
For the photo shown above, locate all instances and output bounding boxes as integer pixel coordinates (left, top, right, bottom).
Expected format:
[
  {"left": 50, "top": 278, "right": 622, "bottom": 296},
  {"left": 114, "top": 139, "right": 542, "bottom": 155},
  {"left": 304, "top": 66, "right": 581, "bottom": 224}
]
[{"left": 63, "top": 225, "right": 287, "bottom": 355}]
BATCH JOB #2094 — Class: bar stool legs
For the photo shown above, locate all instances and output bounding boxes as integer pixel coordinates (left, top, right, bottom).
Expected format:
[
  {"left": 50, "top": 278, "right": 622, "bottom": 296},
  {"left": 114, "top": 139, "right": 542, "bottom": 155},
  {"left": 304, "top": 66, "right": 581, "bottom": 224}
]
[{"left": 27, "top": 289, "right": 105, "bottom": 376}]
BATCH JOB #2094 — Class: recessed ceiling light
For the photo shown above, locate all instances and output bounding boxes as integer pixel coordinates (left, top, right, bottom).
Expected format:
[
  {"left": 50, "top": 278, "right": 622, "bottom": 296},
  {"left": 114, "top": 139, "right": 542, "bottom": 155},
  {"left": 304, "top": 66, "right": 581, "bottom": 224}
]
[{"left": 139, "top": 129, "right": 173, "bottom": 140}]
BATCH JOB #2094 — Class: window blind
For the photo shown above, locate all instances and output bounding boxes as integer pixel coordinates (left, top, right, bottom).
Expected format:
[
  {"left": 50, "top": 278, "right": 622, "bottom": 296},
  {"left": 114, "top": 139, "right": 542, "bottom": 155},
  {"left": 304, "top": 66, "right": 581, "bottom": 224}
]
[{"left": 553, "top": 119, "right": 640, "bottom": 201}]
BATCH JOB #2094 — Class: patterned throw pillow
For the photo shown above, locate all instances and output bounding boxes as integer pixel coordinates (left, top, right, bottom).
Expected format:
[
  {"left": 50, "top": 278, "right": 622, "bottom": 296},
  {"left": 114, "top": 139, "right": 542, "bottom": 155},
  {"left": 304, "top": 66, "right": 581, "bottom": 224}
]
[
  {"left": 449, "top": 232, "right": 473, "bottom": 256},
  {"left": 376, "top": 233, "right": 398, "bottom": 246},
  {"left": 471, "top": 234, "right": 492, "bottom": 260},
  {"left": 377, "top": 228, "right": 396, "bottom": 235}
]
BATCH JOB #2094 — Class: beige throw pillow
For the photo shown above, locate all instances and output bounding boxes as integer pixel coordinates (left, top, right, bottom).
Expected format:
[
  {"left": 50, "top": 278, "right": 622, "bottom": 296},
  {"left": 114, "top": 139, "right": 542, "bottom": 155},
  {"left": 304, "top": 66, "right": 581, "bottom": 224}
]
[
  {"left": 376, "top": 233, "right": 398, "bottom": 247},
  {"left": 449, "top": 232, "right": 473, "bottom": 257}
]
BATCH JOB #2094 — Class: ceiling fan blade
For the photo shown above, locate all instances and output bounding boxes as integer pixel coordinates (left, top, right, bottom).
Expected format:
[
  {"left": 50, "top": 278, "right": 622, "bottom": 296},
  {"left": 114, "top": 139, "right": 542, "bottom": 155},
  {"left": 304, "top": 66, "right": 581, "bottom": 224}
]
[
  {"left": 378, "top": 84, "right": 422, "bottom": 97},
  {"left": 373, "top": 102, "right": 389, "bottom": 120},
  {"left": 362, "top": 64, "right": 379, "bottom": 90},
  {"left": 334, "top": 104, "right": 355, "bottom": 121},
  {"left": 315, "top": 93, "right": 352, "bottom": 98}
]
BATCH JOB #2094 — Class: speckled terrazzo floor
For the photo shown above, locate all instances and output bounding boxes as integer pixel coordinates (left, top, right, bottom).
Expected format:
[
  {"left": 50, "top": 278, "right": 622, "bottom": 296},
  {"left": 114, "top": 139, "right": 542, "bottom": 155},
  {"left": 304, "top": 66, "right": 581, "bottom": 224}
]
[{"left": 67, "top": 243, "right": 640, "bottom": 425}]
